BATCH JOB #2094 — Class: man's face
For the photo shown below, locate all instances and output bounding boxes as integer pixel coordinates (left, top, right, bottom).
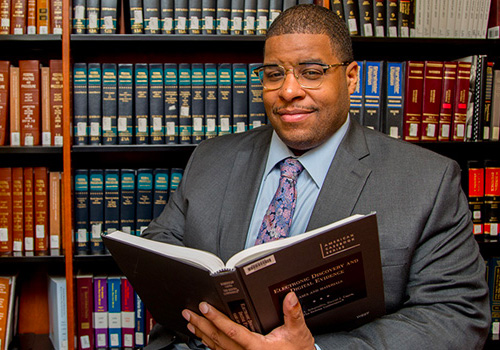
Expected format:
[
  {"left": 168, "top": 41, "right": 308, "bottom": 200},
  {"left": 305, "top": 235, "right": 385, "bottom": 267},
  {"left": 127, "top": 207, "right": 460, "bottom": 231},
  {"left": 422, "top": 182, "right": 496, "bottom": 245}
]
[{"left": 262, "top": 33, "right": 358, "bottom": 154}]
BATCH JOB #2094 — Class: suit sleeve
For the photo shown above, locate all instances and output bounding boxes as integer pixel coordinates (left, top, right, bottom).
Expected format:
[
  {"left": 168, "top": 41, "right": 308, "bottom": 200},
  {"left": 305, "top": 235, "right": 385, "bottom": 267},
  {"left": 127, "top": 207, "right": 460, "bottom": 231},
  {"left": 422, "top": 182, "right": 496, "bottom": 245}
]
[{"left": 315, "top": 161, "right": 491, "bottom": 349}]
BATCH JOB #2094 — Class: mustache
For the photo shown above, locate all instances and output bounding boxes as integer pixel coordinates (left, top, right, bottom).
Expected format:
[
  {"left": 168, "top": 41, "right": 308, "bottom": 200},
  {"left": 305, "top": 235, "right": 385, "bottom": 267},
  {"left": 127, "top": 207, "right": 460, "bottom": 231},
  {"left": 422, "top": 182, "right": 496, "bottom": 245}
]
[{"left": 272, "top": 105, "right": 318, "bottom": 114}]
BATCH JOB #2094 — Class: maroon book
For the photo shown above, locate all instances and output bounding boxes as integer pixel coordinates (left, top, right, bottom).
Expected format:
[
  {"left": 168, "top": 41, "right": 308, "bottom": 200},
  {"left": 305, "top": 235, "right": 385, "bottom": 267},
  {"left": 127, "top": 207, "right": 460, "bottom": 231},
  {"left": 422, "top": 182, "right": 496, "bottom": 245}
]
[
  {"left": 76, "top": 273, "right": 94, "bottom": 350},
  {"left": 421, "top": 61, "right": 444, "bottom": 142},
  {"left": 438, "top": 62, "right": 457, "bottom": 142},
  {"left": 0, "top": 61, "right": 8, "bottom": 146},
  {"left": 121, "top": 277, "right": 135, "bottom": 348},
  {"left": 403, "top": 61, "right": 424, "bottom": 141},
  {"left": 50, "top": 60, "right": 63, "bottom": 146},
  {"left": 451, "top": 62, "right": 471, "bottom": 142},
  {"left": 19, "top": 60, "right": 41, "bottom": 146}
]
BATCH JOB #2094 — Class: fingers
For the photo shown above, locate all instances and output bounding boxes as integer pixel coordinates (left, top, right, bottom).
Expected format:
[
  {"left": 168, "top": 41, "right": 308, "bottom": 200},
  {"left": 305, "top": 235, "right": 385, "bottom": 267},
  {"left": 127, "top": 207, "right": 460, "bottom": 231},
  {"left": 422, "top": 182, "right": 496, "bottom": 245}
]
[{"left": 282, "top": 292, "right": 316, "bottom": 348}]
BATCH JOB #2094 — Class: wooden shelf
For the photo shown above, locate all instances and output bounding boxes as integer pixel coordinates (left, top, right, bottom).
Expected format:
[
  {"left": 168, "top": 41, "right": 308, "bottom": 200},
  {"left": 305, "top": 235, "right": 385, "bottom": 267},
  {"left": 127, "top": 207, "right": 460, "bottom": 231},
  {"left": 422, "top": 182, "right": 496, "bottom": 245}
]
[{"left": 0, "top": 146, "right": 63, "bottom": 170}]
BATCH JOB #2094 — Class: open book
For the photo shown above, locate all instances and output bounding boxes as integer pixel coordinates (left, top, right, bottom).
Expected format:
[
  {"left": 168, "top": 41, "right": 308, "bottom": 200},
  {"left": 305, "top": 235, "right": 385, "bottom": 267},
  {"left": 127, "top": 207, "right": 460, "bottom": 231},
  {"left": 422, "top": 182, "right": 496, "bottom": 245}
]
[{"left": 102, "top": 213, "right": 385, "bottom": 336}]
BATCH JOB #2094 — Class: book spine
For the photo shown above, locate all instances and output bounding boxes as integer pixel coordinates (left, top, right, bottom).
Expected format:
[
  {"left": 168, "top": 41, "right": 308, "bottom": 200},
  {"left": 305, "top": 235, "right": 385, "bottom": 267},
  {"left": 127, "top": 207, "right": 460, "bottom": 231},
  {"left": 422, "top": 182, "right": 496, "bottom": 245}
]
[
  {"left": 482, "top": 61, "right": 495, "bottom": 141},
  {"left": 102, "top": 63, "right": 118, "bottom": 145},
  {"left": 484, "top": 160, "right": 500, "bottom": 237},
  {"left": 386, "top": 0, "right": 398, "bottom": 37},
  {"left": 204, "top": 63, "right": 218, "bottom": 139},
  {"left": 216, "top": 0, "right": 231, "bottom": 34},
  {"left": 11, "top": 0, "right": 27, "bottom": 34},
  {"left": 191, "top": 63, "right": 205, "bottom": 144},
  {"left": 256, "top": 0, "right": 269, "bottom": 35},
  {"left": 468, "top": 160, "right": 485, "bottom": 236},
  {"left": 0, "top": 168, "right": 12, "bottom": 254},
  {"left": 349, "top": 60, "right": 364, "bottom": 125},
  {"left": 421, "top": 61, "right": 444, "bottom": 141},
  {"left": 469, "top": 55, "right": 488, "bottom": 141},
  {"left": 129, "top": 0, "right": 144, "bottom": 33},
  {"left": 164, "top": 63, "right": 179, "bottom": 144},
  {"left": 107, "top": 276, "right": 122, "bottom": 348},
  {"left": 452, "top": 61, "right": 471, "bottom": 142},
  {"left": 121, "top": 277, "right": 135, "bottom": 348},
  {"left": 438, "top": 61, "right": 457, "bottom": 142},
  {"left": 134, "top": 293, "right": 146, "bottom": 347},
  {"left": 0, "top": 276, "right": 12, "bottom": 350},
  {"left": 189, "top": 0, "right": 202, "bottom": 34},
  {"left": 398, "top": 0, "right": 411, "bottom": 37},
  {"left": 41, "top": 66, "right": 51, "bottom": 146},
  {"left": 357, "top": 0, "right": 374, "bottom": 36},
  {"left": 50, "top": 0, "right": 63, "bottom": 34},
  {"left": 50, "top": 60, "right": 64, "bottom": 146},
  {"left": 74, "top": 169, "right": 90, "bottom": 255},
  {"left": 218, "top": 63, "right": 232, "bottom": 136},
  {"left": 362, "top": 60, "right": 383, "bottom": 131},
  {"left": 117, "top": 64, "right": 134, "bottom": 145},
  {"left": 343, "top": 0, "right": 360, "bottom": 35},
  {"left": 0, "top": 61, "right": 9, "bottom": 146},
  {"left": 403, "top": 60, "right": 424, "bottom": 142},
  {"left": 9, "top": 66, "right": 20, "bottom": 146},
  {"left": 119, "top": 169, "right": 136, "bottom": 235},
  {"left": 145, "top": 308, "right": 156, "bottom": 344},
  {"left": 248, "top": 63, "right": 266, "bottom": 129},
  {"left": 47, "top": 276, "right": 67, "bottom": 350},
  {"left": 76, "top": 274, "right": 94, "bottom": 350},
  {"left": 26, "top": 0, "right": 36, "bottom": 34},
  {"left": 268, "top": 0, "right": 282, "bottom": 28},
  {"left": 23, "top": 167, "right": 34, "bottom": 252},
  {"left": 88, "top": 63, "right": 102, "bottom": 145},
  {"left": 232, "top": 63, "right": 248, "bottom": 134},
  {"left": 149, "top": 63, "right": 165, "bottom": 144},
  {"left": 72, "top": 0, "right": 87, "bottom": 34},
  {"left": 231, "top": 0, "right": 244, "bottom": 35},
  {"left": 104, "top": 169, "right": 120, "bottom": 235},
  {"left": 282, "top": 0, "right": 296, "bottom": 10},
  {"left": 134, "top": 63, "right": 149, "bottom": 144},
  {"left": 86, "top": 0, "right": 100, "bottom": 34},
  {"left": 384, "top": 61, "right": 405, "bottom": 139},
  {"left": 136, "top": 169, "right": 153, "bottom": 236},
  {"left": 34, "top": 166, "right": 48, "bottom": 253},
  {"left": 100, "top": 0, "right": 117, "bottom": 34},
  {"left": 201, "top": 0, "right": 216, "bottom": 34},
  {"left": 243, "top": 0, "right": 256, "bottom": 35},
  {"left": 49, "top": 171, "right": 62, "bottom": 250},
  {"left": 160, "top": 0, "right": 174, "bottom": 34},
  {"left": 93, "top": 276, "right": 108, "bottom": 348},
  {"left": 12, "top": 167, "right": 23, "bottom": 252},
  {"left": 373, "top": 0, "right": 385, "bottom": 37},
  {"left": 153, "top": 168, "right": 169, "bottom": 218},
  {"left": 169, "top": 168, "right": 184, "bottom": 196},
  {"left": 144, "top": 0, "right": 161, "bottom": 34},
  {"left": 174, "top": 0, "right": 188, "bottom": 34},
  {"left": 491, "top": 69, "right": 500, "bottom": 141},
  {"left": 0, "top": 0, "right": 11, "bottom": 34},
  {"left": 74, "top": 63, "right": 89, "bottom": 145},
  {"left": 178, "top": 63, "right": 192, "bottom": 144},
  {"left": 89, "top": 169, "right": 105, "bottom": 254},
  {"left": 19, "top": 60, "right": 40, "bottom": 146}
]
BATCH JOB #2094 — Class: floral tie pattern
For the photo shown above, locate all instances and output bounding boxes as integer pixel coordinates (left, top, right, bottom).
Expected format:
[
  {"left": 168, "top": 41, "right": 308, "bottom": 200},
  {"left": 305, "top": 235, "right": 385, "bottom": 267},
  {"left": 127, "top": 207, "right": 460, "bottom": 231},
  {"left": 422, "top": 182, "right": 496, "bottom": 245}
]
[{"left": 255, "top": 158, "right": 304, "bottom": 245}]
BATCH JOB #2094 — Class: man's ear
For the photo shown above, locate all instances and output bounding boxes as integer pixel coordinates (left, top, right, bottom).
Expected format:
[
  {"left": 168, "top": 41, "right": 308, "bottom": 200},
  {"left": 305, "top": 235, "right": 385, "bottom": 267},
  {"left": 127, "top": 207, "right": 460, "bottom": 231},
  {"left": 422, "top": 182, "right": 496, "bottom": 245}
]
[{"left": 345, "top": 61, "right": 359, "bottom": 95}]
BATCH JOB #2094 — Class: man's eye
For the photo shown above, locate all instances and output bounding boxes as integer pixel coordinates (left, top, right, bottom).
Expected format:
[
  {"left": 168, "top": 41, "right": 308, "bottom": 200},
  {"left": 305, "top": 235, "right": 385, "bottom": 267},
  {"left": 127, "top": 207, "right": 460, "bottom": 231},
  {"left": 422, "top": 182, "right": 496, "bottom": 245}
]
[
  {"left": 265, "top": 70, "right": 284, "bottom": 80},
  {"left": 301, "top": 69, "right": 323, "bottom": 80}
]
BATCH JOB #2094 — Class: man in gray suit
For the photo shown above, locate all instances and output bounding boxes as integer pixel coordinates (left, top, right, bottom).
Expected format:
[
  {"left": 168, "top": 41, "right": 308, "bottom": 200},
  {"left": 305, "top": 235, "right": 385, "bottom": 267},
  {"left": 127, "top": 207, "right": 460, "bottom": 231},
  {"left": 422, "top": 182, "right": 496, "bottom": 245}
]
[{"left": 143, "top": 4, "right": 490, "bottom": 350}]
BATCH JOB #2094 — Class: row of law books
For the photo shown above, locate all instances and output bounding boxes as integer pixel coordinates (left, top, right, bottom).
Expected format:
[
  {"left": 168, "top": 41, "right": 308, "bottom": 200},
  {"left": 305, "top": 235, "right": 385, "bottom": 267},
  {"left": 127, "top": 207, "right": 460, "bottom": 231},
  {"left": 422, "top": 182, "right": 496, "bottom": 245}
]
[
  {"left": 0, "top": 167, "right": 62, "bottom": 255},
  {"left": 0, "top": 60, "right": 64, "bottom": 147},
  {"left": 467, "top": 160, "right": 500, "bottom": 237},
  {"left": 74, "top": 167, "right": 184, "bottom": 255},
  {"left": 76, "top": 273, "right": 156, "bottom": 349},
  {"left": 487, "top": 257, "right": 500, "bottom": 337},
  {"left": 354, "top": 58, "right": 499, "bottom": 142},
  {"left": 0, "top": 0, "right": 62, "bottom": 35},
  {"left": 72, "top": 62, "right": 267, "bottom": 146}
]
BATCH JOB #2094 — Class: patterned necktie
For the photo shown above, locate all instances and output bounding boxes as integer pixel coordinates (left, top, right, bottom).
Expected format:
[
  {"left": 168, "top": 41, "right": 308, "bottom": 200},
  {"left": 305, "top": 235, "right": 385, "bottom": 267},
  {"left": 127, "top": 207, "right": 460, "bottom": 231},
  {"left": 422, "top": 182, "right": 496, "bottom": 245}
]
[{"left": 255, "top": 157, "right": 304, "bottom": 245}]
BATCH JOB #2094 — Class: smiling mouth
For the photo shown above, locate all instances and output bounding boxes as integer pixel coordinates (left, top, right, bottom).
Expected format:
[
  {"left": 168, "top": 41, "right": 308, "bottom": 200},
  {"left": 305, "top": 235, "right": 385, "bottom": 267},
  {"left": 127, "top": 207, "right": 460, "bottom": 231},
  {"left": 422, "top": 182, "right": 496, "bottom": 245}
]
[{"left": 274, "top": 106, "right": 317, "bottom": 122}]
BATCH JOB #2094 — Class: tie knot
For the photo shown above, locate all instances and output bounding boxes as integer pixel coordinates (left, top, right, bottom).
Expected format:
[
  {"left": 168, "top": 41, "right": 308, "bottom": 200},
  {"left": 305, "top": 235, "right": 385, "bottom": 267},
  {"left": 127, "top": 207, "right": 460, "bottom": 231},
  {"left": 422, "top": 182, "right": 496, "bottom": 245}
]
[{"left": 280, "top": 158, "right": 304, "bottom": 180}]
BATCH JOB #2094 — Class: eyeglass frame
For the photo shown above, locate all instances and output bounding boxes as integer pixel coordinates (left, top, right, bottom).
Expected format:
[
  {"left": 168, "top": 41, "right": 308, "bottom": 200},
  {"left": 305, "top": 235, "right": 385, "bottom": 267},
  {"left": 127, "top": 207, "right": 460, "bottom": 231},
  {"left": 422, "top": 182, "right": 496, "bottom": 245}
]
[{"left": 252, "top": 61, "right": 351, "bottom": 90}]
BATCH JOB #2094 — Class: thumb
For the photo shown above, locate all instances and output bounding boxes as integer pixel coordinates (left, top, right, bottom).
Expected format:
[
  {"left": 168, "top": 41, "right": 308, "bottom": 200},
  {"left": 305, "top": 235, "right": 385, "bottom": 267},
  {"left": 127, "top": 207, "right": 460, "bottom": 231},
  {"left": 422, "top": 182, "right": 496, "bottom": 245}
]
[{"left": 282, "top": 291, "right": 307, "bottom": 330}]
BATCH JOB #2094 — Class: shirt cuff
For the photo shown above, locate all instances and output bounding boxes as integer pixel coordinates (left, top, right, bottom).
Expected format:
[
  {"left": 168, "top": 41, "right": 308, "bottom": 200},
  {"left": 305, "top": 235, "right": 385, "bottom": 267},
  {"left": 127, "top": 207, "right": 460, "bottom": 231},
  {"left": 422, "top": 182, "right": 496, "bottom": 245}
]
[{"left": 315, "top": 344, "right": 321, "bottom": 350}]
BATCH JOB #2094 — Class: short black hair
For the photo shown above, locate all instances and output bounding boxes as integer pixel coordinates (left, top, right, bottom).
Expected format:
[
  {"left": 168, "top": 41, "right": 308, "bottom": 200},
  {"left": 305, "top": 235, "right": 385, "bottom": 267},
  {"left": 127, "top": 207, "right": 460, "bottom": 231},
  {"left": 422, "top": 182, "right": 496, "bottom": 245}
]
[{"left": 266, "top": 4, "right": 354, "bottom": 63}]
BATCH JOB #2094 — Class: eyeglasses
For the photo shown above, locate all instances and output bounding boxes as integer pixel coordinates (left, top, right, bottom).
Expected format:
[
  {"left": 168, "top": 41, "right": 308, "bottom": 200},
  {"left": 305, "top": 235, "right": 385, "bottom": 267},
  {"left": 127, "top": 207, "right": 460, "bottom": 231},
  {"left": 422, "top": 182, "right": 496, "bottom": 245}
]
[{"left": 252, "top": 62, "right": 350, "bottom": 90}]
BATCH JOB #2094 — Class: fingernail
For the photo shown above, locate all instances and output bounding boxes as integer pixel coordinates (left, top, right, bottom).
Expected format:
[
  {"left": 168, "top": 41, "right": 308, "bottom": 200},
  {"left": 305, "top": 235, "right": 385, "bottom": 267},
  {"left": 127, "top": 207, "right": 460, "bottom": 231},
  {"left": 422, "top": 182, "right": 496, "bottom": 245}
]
[
  {"left": 289, "top": 292, "right": 299, "bottom": 307},
  {"left": 182, "top": 310, "right": 191, "bottom": 321},
  {"left": 199, "top": 302, "right": 209, "bottom": 314},
  {"left": 187, "top": 323, "right": 195, "bottom": 334}
]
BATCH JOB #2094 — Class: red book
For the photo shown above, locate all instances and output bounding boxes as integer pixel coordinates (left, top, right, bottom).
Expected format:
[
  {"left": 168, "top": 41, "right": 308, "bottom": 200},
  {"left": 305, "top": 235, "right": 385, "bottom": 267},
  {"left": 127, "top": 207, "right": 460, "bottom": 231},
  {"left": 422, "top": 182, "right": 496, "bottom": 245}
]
[
  {"left": 403, "top": 61, "right": 424, "bottom": 141},
  {"left": 0, "top": 0, "right": 11, "bottom": 34},
  {"left": 76, "top": 273, "right": 94, "bottom": 350},
  {"left": 50, "top": 60, "right": 63, "bottom": 146},
  {"left": 488, "top": 0, "right": 500, "bottom": 39},
  {"left": 12, "top": 168, "right": 24, "bottom": 253},
  {"left": 41, "top": 66, "right": 51, "bottom": 146},
  {"left": 23, "top": 167, "right": 34, "bottom": 252},
  {"left": 0, "top": 61, "right": 8, "bottom": 146},
  {"left": 438, "top": 62, "right": 457, "bottom": 142},
  {"left": 451, "top": 62, "right": 471, "bottom": 142},
  {"left": 484, "top": 160, "right": 500, "bottom": 237},
  {"left": 468, "top": 161, "right": 485, "bottom": 236},
  {"left": 145, "top": 308, "right": 156, "bottom": 345},
  {"left": 121, "top": 277, "right": 135, "bottom": 348},
  {"left": 34, "top": 167, "right": 49, "bottom": 253},
  {"left": 10, "top": 0, "right": 27, "bottom": 34},
  {"left": 49, "top": 172, "right": 61, "bottom": 250},
  {"left": 0, "top": 168, "right": 13, "bottom": 254},
  {"left": 421, "top": 61, "right": 444, "bottom": 141},
  {"left": 9, "top": 66, "right": 20, "bottom": 146},
  {"left": 19, "top": 60, "right": 41, "bottom": 146}
]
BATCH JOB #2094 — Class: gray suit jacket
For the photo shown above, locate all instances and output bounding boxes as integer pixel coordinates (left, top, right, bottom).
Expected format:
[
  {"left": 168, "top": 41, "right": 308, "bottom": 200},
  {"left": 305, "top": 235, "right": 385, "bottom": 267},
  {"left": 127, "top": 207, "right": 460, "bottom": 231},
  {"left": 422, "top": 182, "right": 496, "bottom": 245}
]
[{"left": 143, "top": 120, "right": 490, "bottom": 349}]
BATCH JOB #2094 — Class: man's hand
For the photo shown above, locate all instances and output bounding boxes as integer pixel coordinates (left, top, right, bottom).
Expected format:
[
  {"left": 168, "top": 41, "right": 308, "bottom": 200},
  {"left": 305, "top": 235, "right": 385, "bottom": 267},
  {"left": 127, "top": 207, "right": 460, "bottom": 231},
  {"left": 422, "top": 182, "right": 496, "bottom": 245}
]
[{"left": 181, "top": 291, "right": 316, "bottom": 350}]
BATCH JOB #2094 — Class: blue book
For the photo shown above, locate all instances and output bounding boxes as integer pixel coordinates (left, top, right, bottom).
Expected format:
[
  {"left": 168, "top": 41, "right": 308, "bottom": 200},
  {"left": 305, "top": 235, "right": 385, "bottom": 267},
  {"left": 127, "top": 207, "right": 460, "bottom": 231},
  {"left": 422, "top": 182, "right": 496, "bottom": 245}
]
[
  {"left": 134, "top": 292, "right": 146, "bottom": 348},
  {"left": 362, "top": 61, "right": 384, "bottom": 131},
  {"left": 349, "top": 60, "right": 364, "bottom": 125},
  {"left": 232, "top": 63, "right": 248, "bottom": 133},
  {"left": 89, "top": 169, "right": 105, "bottom": 254},
  {"left": 88, "top": 63, "right": 102, "bottom": 145},
  {"left": 149, "top": 63, "right": 165, "bottom": 144},
  {"left": 118, "top": 64, "right": 134, "bottom": 145},
  {"left": 104, "top": 169, "right": 120, "bottom": 235},
  {"left": 74, "top": 169, "right": 89, "bottom": 254},
  {"left": 136, "top": 169, "right": 154, "bottom": 236},
  {"left": 73, "top": 63, "right": 88, "bottom": 145},
  {"left": 248, "top": 63, "right": 266, "bottom": 129},
  {"left": 169, "top": 168, "right": 184, "bottom": 196},
  {"left": 135, "top": 63, "right": 150, "bottom": 144},
  {"left": 191, "top": 63, "right": 205, "bottom": 144},
  {"left": 204, "top": 63, "right": 218, "bottom": 139},
  {"left": 218, "top": 63, "right": 232, "bottom": 136},
  {"left": 107, "top": 276, "right": 122, "bottom": 348},
  {"left": 153, "top": 168, "right": 169, "bottom": 219},
  {"left": 102, "top": 63, "right": 118, "bottom": 145},
  {"left": 384, "top": 61, "right": 406, "bottom": 139},
  {"left": 179, "top": 63, "right": 192, "bottom": 144},
  {"left": 119, "top": 169, "right": 136, "bottom": 235},
  {"left": 164, "top": 63, "right": 179, "bottom": 144}
]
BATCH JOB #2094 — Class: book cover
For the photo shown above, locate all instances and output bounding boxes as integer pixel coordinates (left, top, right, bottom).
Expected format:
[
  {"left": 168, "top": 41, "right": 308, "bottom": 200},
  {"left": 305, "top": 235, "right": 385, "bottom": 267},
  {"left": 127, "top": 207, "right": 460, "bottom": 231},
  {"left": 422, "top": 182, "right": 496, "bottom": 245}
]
[
  {"left": 134, "top": 63, "right": 149, "bottom": 144},
  {"left": 248, "top": 63, "right": 266, "bottom": 129},
  {"left": 256, "top": 0, "right": 269, "bottom": 35},
  {"left": 201, "top": 0, "right": 216, "bottom": 34},
  {"left": 26, "top": 0, "right": 36, "bottom": 35},
  {"left": 49, "top": 60, "right": 63, "bottom": 147},
  {"left": 72, "top": 0, "right": 87, "bottom": 34},
  {"left": 149, "top": 63, "right": 165, "bottom": 144},
  {"left": 144, "top": 0, "right": 161, "bottom": 34},
  {"left": 135, "top": 169, "right": 153, "bottom": 236},
  {"left": 49, "top": 171, "right": 61, "bottom": 250},
  {"left": 357, "top": 0, "right": 374, "bottom": 36},
  {"left": 11, "top": 168, "right": 23, "bottom": 253},
  {"left": 102, "top": 63, "right": 118, "bottom": 145},
  {"left": 23, "top": 167, "right": 34, "bottom": 252},
  {"left": 169, "top": 168, "right": 183, "bottom": 196},
  {"left": 384, "top": 61, "right": 405, "bottom": 139},
  {"left": 73, "top": 63, "right": 89, "bottom": 145},
  {"left": 89, "top": 169, "right": 105, "bottom": 254},
  {"left": 93, "top": 275, "right": 108, "bottom": 348},
  {"left": 231, "top": 0, "right": 244, "bottom": 35},
  {"left": 0, "top": 0, "right": 11, "bottom": 34},
  {"left": 107, "top": 276, "right": 122, "bottom": 348},
  {"left": 86, "top": 0, "right": 100, "bottom": 34},
  {"left": 119, "top": 169, "right": 136, "bottom": 235},
  {"left": 117, "top": 64, "right": 134, "bottom": 145},
  {"left": 218, "top": 63, "right": 232, "bottom": 136},
  {"left": 129, "top": 0, "right": 144, "bottom": 33},
  {"left": 0, "top": 61, "right": 7, "bottom": 146},
  {"left": 403, "top": 60, "right": 424, "bottom": 141},
  {"left": 468, "top": 160, "right": 485, "bottom": 236},
  {"left": 343, "top": 0, "right": 360, "bottom": 35},
  {"left": 349, "top": 60, "right": 364, "bottom": 125},
  {"left": 100, "top": 0, "right": 117, "bottom": 34},
  {"left": 76, "top": 273, "right": 94, "bottom": 350},
  {"left": 10, "top": 0, "right": 27, "bottom": 34},
  {"left": 103, "top": 213, "right": 385, "bottom": 337},
  {"left": 243, "top": 0, "right": 256, "bottom": 35},
  {"left": 153, "top": 168, "right": 169, "bottom": 219},
  {"left": 232, "top": 63, "right": 248, "bottom": 134},
  {"left": 398, "top": 0, "right": 411, "bottom": 37},
  {"left": 74, "top": 169, "right": 90, "bottom": 255},
  {"left": 9, "top": 66, "right": 20, "bottom": 146},
  {"left": 372, "top": 0, "right": 385, "bottom": 36},
  {"left": 216, "top": 0, "right": 231, "bottom": 35},
  {"left": 191, "top": 63, "right": 205, "bottom": 144},
  {"left": 204, "top": 63, "right": 218, "bottom": 139},
  {"left": 41, "top": 66, "right": 51, "bottom": 146},
  {"left": 47, "top": 276, "right": 67, "bottom": 350},
  {"left": 160, "top": 0, "right": 174, "bottom": 33},
  {"left": 50, "top": 0, "right": 63, "bottom": 34},
  {"left": 178, "top": 63, "right": 192, "bottom": 144},
  {"left": 189, "top": 0, "right": 202, "bottom": 34},
  {"left": 88, "top": 63, "right": 102, "bottom": 145},
  {"left": 19, "top": 60, "right": 40, "bottom": 146},
  {"left": 134, "top": 292, "right": 146, "bottom": 347},
  {"left": 362, "top": 61, "right": 383, "bottom": 131},
  {"left": 452, "top": 61, "right": 471, "bottom": 141},
  {"left": 104, "top": 169, "right": 120, "bottom": 235},
  {"left": 484, "top": 160, "right": 500, "bottom": 237},
  {"left": 0, "top": 168, "right": 12, "bottom": 254},
  {"left": 386, "top": 0, "right": 398, "bottom": 37},
  {"left": 121, "top": 277, "right": 135, "bottom": 348},
  {"left": 268, "top": 0, "right": 282, "bottom": 28},
  {"left": 437, "top": 61, "right": 457, "bottom": 142},
  {"left": 421, "top": 61, "right": 444, "bottom": 141},
  {"left": 34, "top": 167, "right": 49, "bottom": 253},
  {"left": 174, "top": 0, "right": 188, "bottom": 34},
  {"left": 164, "top": 63, "right": 179, "bottom": 144}
]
